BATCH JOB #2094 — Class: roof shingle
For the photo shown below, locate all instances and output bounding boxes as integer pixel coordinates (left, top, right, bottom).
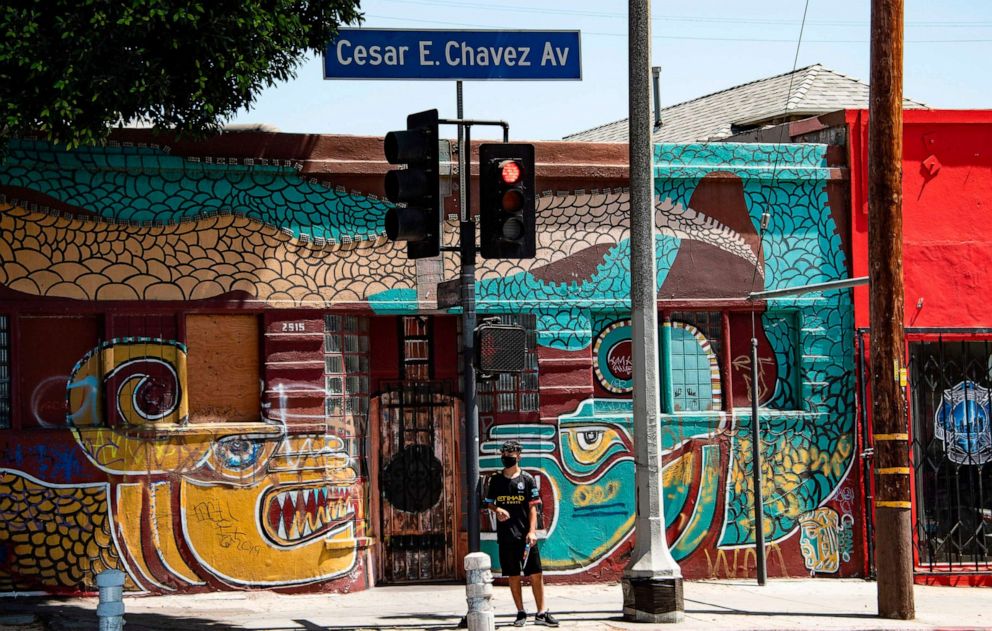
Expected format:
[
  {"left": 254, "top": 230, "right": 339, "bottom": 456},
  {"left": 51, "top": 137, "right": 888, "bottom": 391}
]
[{"left": 564, "top": 64, "right": 927, "bottom": 143}]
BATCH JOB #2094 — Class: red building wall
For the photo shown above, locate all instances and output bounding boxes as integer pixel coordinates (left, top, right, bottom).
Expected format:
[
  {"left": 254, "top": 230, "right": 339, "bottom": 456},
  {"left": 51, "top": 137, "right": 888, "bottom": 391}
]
[{"left": 849, "top": 109, "right": 992, "bottom": 329}]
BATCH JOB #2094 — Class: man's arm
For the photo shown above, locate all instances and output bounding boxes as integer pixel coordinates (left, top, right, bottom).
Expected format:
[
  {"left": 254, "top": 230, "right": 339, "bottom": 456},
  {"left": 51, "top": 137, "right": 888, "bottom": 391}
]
[
  {"left": 526, "top": 503, "right": 538, "bottom": 545},
  {"left": 526, "top": 474, "right": 540, "bottom": 545}
]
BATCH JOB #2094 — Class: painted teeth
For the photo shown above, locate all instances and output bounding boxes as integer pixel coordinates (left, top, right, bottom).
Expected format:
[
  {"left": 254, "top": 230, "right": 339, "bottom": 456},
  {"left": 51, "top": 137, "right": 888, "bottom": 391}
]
[{"left": 271, "top": 486, "right": 355, "bottom": 542}]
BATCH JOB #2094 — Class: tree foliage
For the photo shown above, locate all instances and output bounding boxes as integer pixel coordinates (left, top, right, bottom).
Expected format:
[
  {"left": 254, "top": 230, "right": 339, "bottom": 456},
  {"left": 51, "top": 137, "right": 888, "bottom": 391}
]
[{"left": 0, "top": 0, "right": 363, "bottom": 147}]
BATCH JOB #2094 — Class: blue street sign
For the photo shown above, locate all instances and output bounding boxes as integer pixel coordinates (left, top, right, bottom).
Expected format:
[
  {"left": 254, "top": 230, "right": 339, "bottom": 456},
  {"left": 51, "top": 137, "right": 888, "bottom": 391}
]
[{"left": 323, "top": 29, "right": 581, "bottom": 81}]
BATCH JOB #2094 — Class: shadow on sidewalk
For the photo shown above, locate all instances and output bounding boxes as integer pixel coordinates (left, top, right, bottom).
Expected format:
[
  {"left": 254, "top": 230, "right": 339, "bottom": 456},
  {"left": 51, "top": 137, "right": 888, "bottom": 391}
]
[
  {"left": 687, "top": 598, "right": 880, "bottom": 620},
  {"left": 3, "top": 600, "right": 250, "bottom": 631}
]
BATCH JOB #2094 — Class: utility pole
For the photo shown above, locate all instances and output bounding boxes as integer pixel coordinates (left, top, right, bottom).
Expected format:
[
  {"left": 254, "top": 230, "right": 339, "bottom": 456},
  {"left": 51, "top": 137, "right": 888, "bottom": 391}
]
[
  {"left": 868, "top": 0, "right": 915, "bottom": 620},
  {"left": 620, "top": 0, "right": 684, "bottom": 623}
]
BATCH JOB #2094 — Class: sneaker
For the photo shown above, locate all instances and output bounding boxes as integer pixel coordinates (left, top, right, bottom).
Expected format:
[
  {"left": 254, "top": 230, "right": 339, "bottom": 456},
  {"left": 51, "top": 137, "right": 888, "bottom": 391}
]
[
  {"left": 513, "top": 610, "right": 528, "bottom": 627},
  {"left": 534, "top": 611, "right": 559, "bottom": 627}
]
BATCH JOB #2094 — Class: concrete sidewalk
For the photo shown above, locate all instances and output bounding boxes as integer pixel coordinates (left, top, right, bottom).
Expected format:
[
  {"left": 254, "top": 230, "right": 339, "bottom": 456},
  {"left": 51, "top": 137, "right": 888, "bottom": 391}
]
[{"left": 2, "top": 579, "right": 991, "bottom": 630}]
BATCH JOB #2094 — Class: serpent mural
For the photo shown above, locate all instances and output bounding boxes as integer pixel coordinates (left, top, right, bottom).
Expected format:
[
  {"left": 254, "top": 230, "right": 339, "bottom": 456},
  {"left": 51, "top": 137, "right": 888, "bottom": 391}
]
[
  {"left": 0, "top": 137, "right": 857, "bottom": 592},
  {"left": 476, "top": 144, "right": 856, "bottom": 577},
  {"left": 2, "top": 338, "right": 365, "bottom": 592}
]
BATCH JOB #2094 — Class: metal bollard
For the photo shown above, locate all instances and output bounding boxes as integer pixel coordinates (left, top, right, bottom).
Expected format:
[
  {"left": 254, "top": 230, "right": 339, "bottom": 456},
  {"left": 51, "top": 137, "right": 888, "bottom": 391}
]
[
  {"left": 464, "top": 552, "right": 495, "bottom": 631},
  {"left": 96, "top": 569, "right": 126, "bottom": 631}
]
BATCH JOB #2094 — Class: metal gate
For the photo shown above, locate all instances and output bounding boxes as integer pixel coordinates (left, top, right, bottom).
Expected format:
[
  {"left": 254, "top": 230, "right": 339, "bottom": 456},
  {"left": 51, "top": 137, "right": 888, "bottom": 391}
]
[
  {"left": 907, "top": 339, "right": 992, "bottom": 571},
  {"left": 377, "top": 380, "right": 457, "bottom": 582}
]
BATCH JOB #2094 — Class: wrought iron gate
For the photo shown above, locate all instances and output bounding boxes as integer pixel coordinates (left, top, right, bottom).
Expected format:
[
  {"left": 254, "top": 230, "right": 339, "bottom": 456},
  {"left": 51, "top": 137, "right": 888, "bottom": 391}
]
[
  {"left": 378, "top": 380, "right": 457, "bottom": 582},
  {"left": 908, "top": 339, "right": 992, "bottom": 571}
]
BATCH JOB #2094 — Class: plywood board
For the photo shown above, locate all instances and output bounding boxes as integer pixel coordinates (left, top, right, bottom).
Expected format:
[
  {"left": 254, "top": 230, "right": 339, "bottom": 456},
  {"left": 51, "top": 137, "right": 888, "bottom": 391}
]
[{"left": 186, "top": 314, "right": 260, "bottom": 422}]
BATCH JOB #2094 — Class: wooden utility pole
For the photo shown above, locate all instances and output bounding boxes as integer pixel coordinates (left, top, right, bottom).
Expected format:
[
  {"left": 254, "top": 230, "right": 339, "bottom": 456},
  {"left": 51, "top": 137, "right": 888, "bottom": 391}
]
[{"left": 868, "top": 0, "right": 915, "bottom": 620}]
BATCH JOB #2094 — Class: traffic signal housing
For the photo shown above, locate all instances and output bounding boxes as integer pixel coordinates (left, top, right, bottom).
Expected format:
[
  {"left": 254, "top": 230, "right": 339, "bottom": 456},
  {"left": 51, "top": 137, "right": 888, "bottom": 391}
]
[
  {"left": 383, "top": 109, "right": 441, "bottom": 259},
  {"left": 474, "top": 318, "right": 527, "bottom": 377},
  {"left": 479, "top": 144, "right": 536, "bottom": 259}
]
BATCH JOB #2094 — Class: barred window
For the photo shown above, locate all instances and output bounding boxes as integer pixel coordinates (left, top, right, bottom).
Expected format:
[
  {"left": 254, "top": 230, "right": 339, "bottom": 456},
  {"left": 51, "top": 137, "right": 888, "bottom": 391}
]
[
  {"left": 478, "top": 314, "right": 539, "bottom": 419},
  {"left": 0, "top": 316, "right": 8, "bottom": 429},
  {"left": 401, "top": 316, "right": 432, "bottom": 381}
]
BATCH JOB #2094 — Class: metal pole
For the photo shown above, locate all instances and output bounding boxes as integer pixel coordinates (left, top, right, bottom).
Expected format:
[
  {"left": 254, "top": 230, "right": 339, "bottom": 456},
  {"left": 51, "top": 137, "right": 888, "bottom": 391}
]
[
  {"left": 856, "top": 332, "right": 877, "bottom": 579},
  {"left": 652, "top": 66, "right": 662, "bottom": 128},
  {"left": 747, "top": 276, "right": 868, "bottom": 301},
  {"left": 621, "top": 0, "right": 683, "bottom": 623},
  {"left": 458, "top": 82, "right": 466, "bottom": 222},
  {"left": 750, "top": 336, "right": 767, "bottom": 585},
  {"left": 460, "top": 121, "right": 481, "bottom": 554},
  {"left": 868, "top": 0, "right": 914, "bottom": 619}
]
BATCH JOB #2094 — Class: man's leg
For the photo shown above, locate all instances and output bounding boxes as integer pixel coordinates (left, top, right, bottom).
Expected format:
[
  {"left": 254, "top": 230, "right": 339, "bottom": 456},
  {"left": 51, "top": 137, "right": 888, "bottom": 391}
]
[
  {"left": 530, "top": 572, "right": 545, "bottom": 612},
  {"left": 508, "top": 575, "right": 525, "bottom": 612}
]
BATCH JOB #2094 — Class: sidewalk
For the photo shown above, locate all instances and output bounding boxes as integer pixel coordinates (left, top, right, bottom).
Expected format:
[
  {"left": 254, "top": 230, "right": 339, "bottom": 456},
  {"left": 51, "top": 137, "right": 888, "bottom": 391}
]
[{"left": 2, "top": 579, "right": 991, "bottom": 630}]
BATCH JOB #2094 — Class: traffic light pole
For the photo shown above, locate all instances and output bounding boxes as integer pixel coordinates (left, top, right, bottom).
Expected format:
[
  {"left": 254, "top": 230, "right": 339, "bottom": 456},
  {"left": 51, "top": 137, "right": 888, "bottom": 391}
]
[
  {"left": 459, "top": 121, "right": 482, "bottom": 554},
  {"left": 439, "top": 113, "right": 509, "bottom": 554}
]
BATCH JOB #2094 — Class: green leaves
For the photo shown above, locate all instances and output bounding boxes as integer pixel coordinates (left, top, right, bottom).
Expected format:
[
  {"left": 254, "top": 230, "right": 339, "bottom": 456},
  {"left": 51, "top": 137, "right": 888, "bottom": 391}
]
[{"left": 0, "top": 0, "right": 364, "bottom": 148}]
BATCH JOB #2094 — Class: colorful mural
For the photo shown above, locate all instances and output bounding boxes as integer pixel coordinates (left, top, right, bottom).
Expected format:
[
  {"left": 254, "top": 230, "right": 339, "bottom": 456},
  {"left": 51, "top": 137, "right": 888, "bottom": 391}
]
[
  {"left": 934, "top": 380, "right": 992, "bottom": 466},
  {"left": 0, "top": 135, "right": 858, "bottom": 593},
  {"left": 2, "top": 337, "right": 366, "bottom": 592},
  {"left": 477, "top": 144, "right": 857, "bottom": 579}
]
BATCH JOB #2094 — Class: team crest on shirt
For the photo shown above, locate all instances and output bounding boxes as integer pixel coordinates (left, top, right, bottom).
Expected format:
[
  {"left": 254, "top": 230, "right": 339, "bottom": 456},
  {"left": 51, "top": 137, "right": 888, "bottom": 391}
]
[{"left": 517, "top": 482, "right": 524, "bottom": 490}]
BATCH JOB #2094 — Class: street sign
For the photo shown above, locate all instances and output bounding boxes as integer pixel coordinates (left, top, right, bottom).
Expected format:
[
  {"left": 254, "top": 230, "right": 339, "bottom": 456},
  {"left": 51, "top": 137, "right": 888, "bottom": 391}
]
[
  {"left": 436, "top": 278, "right": 462, "bottom": 310},
  {"left": 324, "top": 29, "right": 581, "bottom": 81}
]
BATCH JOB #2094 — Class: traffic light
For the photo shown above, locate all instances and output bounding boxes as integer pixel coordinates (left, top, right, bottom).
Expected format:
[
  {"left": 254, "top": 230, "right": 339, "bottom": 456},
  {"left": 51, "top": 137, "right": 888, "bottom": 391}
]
[
  {"left": 474, "top": 318, "right": 527, "bottom": 377},
  {"left": 383, "top": 109, "right": 441, "bottom": 259},
  {"left": 479, "top": 143, "right": 536, "bottom": 259}
]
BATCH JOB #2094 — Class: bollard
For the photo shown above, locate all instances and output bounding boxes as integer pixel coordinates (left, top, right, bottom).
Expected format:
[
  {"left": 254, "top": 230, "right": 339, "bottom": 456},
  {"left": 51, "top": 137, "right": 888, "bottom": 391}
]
[
  {"left": 464, "top": 552, "right": 495, "bottom": 631},
  {"left": 96, "top": 569, "right": 126, "bottom": 631}
]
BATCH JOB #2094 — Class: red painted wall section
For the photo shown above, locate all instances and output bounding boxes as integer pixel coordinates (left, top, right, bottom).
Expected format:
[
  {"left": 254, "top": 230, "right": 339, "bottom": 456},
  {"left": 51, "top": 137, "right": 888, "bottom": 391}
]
[{"left": 849, "top": 109, "right": 992, "bottom": 329}]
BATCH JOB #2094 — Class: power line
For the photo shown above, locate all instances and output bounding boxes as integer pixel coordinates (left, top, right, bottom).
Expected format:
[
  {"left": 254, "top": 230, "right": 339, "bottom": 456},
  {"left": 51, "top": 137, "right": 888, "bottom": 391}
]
[
  {"left": 364, "top": 14, "right": 992, "bottom": 43},
  {"left": 374, "top": 0, "right": 992, "bottom": 29}
]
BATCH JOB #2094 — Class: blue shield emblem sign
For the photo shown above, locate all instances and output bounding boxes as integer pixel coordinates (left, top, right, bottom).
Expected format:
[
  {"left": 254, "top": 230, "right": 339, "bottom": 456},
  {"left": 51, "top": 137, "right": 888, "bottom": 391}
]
[{"left": 934, "top": 380, "right": 992, "bottom": 466}]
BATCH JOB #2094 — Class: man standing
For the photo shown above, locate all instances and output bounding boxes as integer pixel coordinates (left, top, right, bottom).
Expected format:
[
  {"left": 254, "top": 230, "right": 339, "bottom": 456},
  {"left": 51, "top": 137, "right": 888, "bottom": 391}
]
[{"left": 484, "top": 440, "right": 559, "bottom": 627}]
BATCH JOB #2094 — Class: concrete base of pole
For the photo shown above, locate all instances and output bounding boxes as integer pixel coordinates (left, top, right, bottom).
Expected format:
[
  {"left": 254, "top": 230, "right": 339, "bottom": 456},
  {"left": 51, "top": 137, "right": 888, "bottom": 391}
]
[
  {"left": 464, "top": 552, "right": 495, "bottom": 631},
  {"left": 875, "top": 508, "right": 915, "bottom": 620},
  {"left": 621, "top": 576, "right": 685, "bottom": 623}
]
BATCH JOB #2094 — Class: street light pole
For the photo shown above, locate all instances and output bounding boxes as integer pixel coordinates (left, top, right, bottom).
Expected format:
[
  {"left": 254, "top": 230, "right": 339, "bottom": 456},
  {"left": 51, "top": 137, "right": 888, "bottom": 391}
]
[{"left": 620, "top": 0, "right": 684, "bottom": 623}]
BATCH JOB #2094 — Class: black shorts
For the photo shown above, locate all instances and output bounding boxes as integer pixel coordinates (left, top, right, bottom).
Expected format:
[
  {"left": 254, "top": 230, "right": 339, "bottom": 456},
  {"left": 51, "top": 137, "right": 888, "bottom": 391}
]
[{"left": 498, "top": 539, "right": 542, "bottom": 577}]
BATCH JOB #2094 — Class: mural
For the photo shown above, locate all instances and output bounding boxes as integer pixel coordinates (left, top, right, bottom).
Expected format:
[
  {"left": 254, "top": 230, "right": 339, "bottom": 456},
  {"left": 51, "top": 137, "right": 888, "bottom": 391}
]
[
  {"left": 2, "top": 337, "right": 366, "bottom": 592},
  {"left": 934, "top": 380, "right": 992, "bottom": 466},
  {"left": 799, "top": 507, "right": 854, "bottom": 574},
  {"left": 0, "top": 137, "right": 858, "bottom": 592},
  {"left": 477, "top": 144, "right": 857, "bottom": 578}
]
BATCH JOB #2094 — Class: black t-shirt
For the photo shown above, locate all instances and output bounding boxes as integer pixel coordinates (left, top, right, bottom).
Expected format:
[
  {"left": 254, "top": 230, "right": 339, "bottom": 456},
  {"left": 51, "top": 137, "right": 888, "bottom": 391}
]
[{"left": 485, "top": 470, "right": 539, "bottom": 543}]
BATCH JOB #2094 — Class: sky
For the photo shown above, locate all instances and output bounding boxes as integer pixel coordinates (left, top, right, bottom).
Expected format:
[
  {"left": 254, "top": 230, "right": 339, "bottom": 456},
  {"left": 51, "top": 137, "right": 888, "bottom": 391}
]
[{"left": 228, "top": 0, "right": 992, "bottom": 142}]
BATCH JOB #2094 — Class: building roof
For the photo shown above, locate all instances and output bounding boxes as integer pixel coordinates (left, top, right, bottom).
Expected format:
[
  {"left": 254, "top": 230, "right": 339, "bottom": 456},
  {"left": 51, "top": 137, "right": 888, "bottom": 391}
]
[{"left": 564, "top": 64, "right": 928, "bottom": 143}]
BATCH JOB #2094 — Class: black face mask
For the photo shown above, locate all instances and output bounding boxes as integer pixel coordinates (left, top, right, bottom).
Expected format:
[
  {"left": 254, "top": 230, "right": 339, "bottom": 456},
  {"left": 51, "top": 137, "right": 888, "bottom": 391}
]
[{"left": 501, "top": 455, "right": 518, "bottom": 468}]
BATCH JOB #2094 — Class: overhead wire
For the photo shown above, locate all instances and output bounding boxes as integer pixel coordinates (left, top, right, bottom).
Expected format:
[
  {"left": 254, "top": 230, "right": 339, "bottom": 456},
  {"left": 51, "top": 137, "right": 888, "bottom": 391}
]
[
  {"left": 749, "top": 0, "right": 811, "bottom": 418},
  {"left": 374, "top": 0, "right": 992, "bottom": 28},
  {"left": 363, "top": 14, "right": 992, "bottom": 44}
]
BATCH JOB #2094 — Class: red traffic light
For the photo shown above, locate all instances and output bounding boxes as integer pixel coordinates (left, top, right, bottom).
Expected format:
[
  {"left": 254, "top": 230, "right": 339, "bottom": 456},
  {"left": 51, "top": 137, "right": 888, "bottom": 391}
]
[{"left": 499, "top": 160, "right": 522, "bottom": 185}]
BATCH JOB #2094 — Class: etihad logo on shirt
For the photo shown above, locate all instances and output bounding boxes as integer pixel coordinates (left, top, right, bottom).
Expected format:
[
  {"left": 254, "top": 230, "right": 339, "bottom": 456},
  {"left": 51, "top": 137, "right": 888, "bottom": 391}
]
[{"left": 497, "top": 494, "right": 526, "bottom": 503}]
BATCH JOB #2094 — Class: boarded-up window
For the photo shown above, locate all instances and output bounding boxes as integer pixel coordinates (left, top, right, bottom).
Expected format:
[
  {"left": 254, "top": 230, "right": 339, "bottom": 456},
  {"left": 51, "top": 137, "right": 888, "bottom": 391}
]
[
  {"left": 187, "top": 314, "right": 260, "bottom": 423},
  {"left": 19, "top": 316, "right": 102, "bottom": 429}
]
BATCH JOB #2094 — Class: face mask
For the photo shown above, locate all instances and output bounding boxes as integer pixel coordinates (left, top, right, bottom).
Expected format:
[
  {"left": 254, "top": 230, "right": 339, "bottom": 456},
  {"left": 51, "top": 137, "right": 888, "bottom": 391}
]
[{"left": 501, "top": 455, "right": 518, "bottom": 468}]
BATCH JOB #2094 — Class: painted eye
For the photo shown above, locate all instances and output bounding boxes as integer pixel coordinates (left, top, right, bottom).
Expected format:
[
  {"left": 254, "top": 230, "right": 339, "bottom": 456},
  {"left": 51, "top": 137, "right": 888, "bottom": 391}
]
[
  {"left": 576, "top": 430, "right": 604, "bottom": 451},
  {"left": 216, "top": 436, "right": 263, "bottom": 470}
]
